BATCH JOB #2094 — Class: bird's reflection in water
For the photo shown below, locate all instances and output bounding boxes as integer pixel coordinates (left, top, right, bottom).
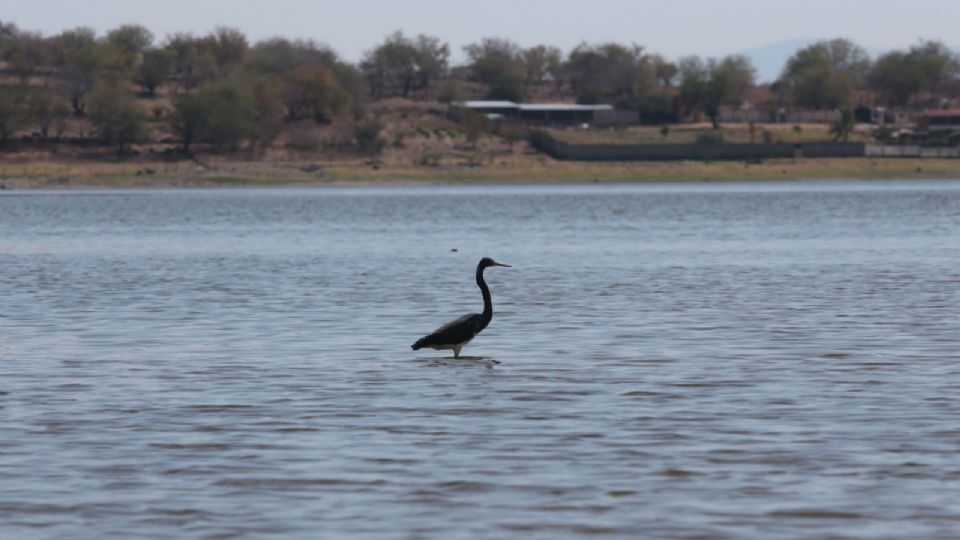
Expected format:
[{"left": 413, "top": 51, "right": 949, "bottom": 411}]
[{"left": 414, "top": 356, "right": 501, "bottom": 369}]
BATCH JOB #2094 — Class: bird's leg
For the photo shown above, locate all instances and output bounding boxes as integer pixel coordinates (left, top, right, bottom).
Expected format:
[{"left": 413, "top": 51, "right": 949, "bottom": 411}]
[{"left": 453, "top": 345, "right": 462, "bottom": 359}]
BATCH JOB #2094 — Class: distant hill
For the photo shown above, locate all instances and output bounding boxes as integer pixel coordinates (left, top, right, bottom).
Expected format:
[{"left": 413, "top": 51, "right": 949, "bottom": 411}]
[{"left": 738, "top": 39, "right": 887, "bottom": 83}]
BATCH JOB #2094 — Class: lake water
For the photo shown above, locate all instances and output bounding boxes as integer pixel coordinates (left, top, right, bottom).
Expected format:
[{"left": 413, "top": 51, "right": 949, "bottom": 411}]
[{"left": 1, "top": 181, "right": 959, "bottom": 539}]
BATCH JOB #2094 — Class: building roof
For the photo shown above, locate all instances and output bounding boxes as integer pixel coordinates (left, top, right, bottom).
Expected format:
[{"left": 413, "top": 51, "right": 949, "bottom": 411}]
[
  {"left": 922, "top": 109, "right": 960, "bottom": 117},
  {"left": 457, "top": 100, "right": 518, "bottom": 108},
  {"left": 518, "top": 103, "right": 614, "bottom": 111},
  {"left": 455, "top": 101, "right": 616, "bottom": 111}
]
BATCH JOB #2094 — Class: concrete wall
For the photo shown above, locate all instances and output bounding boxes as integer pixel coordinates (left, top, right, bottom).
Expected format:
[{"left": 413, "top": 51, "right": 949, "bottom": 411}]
[
  {"left": 866, "top": 145, "right": 960, "bottom": 158},
  {"left": 797, "top": 142, "right": 867, "bottom": 158},
  {"left": 533, "top": 134, "right": 865, "bottom": 161}
]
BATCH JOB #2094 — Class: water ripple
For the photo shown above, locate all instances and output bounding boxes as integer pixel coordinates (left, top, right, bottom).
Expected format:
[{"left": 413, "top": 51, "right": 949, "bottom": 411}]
[{"left": 2, "top": 182, "right": 960, "bottom": 538}]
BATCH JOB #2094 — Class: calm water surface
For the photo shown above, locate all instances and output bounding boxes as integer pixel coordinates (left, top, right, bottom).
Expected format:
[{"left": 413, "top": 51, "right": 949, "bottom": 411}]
[{"left": 1, "top": 181, "right": 959, "bottom": 539}]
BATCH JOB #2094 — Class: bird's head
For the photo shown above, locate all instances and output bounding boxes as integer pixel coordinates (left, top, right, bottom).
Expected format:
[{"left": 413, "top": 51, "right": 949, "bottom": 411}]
[{"left": 479, "top": 257, "right": 511, "bottom": 269}]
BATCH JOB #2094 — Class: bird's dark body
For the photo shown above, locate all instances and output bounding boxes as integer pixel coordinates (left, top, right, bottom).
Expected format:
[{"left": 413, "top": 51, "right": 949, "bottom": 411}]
[
  {"left": 411, "top": 313, "right": 487, "bottom": 351},
  {"left": 411, "top": 258, "right": 509, "bottom": 358}
]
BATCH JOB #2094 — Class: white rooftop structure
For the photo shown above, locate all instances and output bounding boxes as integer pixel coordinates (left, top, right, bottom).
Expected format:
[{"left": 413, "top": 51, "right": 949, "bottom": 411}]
[
  {"left": 457, "top": 101, "right": 519, "bottom": 108},
  {"left": 518, "top": 104, "right": 613, "bottom": 111},
  {"left": 449, "top": 100, "right": 635, "bottom": 126},
  {"left": 454, "top": 101, "right": 615, "bottom": 111}
]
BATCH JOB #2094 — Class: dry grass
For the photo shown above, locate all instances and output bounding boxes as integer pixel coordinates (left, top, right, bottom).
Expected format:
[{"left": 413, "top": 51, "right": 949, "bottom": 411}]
[
  {"left": 548, "top": 123, "right": 874, "bottom": 145},
  {"left": 6, "top": 156, "right": 953, "bottom": 189},
  {"left": 1, "top": 98, "right": 956, "bottom": 189},
  {"left": 325, "top": 158, "right": 960, "bottom": 184}
]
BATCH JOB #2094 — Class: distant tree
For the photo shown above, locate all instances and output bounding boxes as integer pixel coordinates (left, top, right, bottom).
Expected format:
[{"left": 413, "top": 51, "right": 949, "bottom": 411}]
[
  {"left": 868, "top": 52, "right": 916, "bottom": 107},
  {"left": 26, "top": 88, "right": 71, "bottom": 141},
  {"left": 678, "top": 55, "right": 755, "bottom": 127},
  {"left": 0, "top": 21, "right": 18, "bottom": 47},
  {"left": 184, "top": 51, "right": 218, "bottom": 91},
  {"left": 523, "top": 44, "right": 562, "bottom": 88},
  {"left": 0, "top": 20, "right": 19, "bottom": 69},
  {"left": 52, "top": 26, "right": 97, "bottom": 64},
  {"left": 0, "top": 86, "right": 29, "bottom": 144},
  {"left": 412, "top": 34, "right": 450, "bottom": 92},
  {"left": 4, "top": 30, "right": 51, "bottom": 83},
  {"left": 106, "top": 24, "right": 153, "bottom": 57},
  {"left": 164, "top": 33, "right": 216, "bottom": 92},
  {"left": 59, "top": 63, "right": 98, "bottom": 115},
  {"left": 361, "top": 32, "right": 419, "bottom": 98},
  {"left": 677, "top": 56, "right": 709, "bottom": 119},
  {"left": 59, "top": 42, "right": 130, "bottom": 110},
  {"left": 54, "top": 28, "right": 111, "bottom": 114},
  {"left": 704, "top": 55, "right": 755, "bottom": 127},
  {"left": 251, "top": 77, "right": 285, "bottom": 149},
  {"left": 165, "top": 32, "right": 198, "bottom": 78},
  {"left": 88, "top": 86, "right": 147, "bottom": 152},
  {"left": 829, "top": 108, "right": 855, "bottom": 142},
  {"left": 651, "top": 54, "right": 679, "bottom": 87},
  {"left": 94, "top": 42, "right": 135, "bottom": 81},
  {"left": 565, "top": 43, "right": 657, "bottom": 106},
  {"left": 248, "top": 38, "right": 338, "bottom": 75},
  {"left": 282, "top": 65, "right": 350, "bottom": 122},
  {"left": 910, "top": 41, "right": 960, "bottom": 97},
  {"left": 204, "top": 27, "right": 248, "bottom": 74},
  {"left": 361, "top": 31, "right": 448, "bottom": 98},
  {"left": 137, "top": 49, "right": 173, "bottom": 97},
  {"left": 781, "top": 38, "right": 870, "bottom": 109},
  {"left": 169, "top": 92, "right": 205, "bottom": 153},
  {"left": 463, "top": 38, "right": 526, "bottom": 101},
  {"left": 331, "top": 63, "right": 370, "bottom": 119},
  {"left": 198, "top": 81, "right": 258, "bottom": 150},
  {"left": 869, "top": 41, "right": 959, "bottom": 106},
  {"left": 170, "top": 81, "right": 259, "bottom": 152}
]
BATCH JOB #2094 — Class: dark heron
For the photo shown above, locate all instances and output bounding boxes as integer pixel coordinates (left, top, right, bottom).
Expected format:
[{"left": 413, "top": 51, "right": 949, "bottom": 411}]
[{"left": 411, "top": 257, "right": 511, "bottom": 358}]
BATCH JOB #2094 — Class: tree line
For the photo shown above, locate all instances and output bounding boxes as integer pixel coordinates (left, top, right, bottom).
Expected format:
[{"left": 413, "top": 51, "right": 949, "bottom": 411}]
[{"left": 0, "top": 21, "right": 958, "bottom": 152}]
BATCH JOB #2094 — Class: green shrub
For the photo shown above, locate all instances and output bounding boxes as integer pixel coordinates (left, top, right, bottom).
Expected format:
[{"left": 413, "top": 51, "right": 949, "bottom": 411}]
[
  {"left": 435, "top": 80, "right": 465, "bottom": 104},
  {"left": 355, "top": 121, "right": 386, "bottom": 154},
  {"left": 89, "top": 86, "right": 147, "bottom": 152}
]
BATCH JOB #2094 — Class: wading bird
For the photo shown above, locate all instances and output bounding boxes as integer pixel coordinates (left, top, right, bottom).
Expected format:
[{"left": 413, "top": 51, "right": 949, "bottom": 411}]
[{"left": 412, "top": 257, "right": 511, "bottom": 358}]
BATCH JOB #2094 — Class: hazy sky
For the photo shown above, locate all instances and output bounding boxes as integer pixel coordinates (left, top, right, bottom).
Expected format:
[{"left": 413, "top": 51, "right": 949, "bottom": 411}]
[{"left": 2, "top": 0, "right": 958, "bottom": 61}]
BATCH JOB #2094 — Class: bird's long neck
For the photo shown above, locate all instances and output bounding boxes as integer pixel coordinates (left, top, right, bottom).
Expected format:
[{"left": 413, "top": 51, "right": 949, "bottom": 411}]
[{"left": 477, "top": 264, "right": 493, "bottom": 326}]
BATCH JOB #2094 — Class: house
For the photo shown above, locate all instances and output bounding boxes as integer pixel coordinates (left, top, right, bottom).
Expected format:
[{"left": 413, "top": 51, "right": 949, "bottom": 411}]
[
  {"left": 449, "top": 101, "right": 520, "bottom": 120},
  {"left": 449, "top": 101, "right": 638, "bottom": 126},
  {"left": 917, "top": 109, "right": 960, "bottom": 132},
  {"left": 516, "top": 103, "right": 614, "bottom": 125}
]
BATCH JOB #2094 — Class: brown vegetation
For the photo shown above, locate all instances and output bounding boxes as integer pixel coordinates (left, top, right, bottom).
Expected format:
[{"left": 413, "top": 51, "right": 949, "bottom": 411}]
[{"left": 0, "top": 21, "right": 959, "bottom": 187}]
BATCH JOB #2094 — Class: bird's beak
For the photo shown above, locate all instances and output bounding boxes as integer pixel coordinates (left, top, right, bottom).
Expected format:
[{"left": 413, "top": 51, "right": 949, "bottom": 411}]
[{"left": 491, "top": 261, "right": 512, "bottom": 268}]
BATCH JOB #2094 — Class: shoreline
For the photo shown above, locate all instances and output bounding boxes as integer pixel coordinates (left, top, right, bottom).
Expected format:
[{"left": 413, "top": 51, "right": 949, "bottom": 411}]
[{"left": 3, "top": 157, "right": 960, "bottom": 189}]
